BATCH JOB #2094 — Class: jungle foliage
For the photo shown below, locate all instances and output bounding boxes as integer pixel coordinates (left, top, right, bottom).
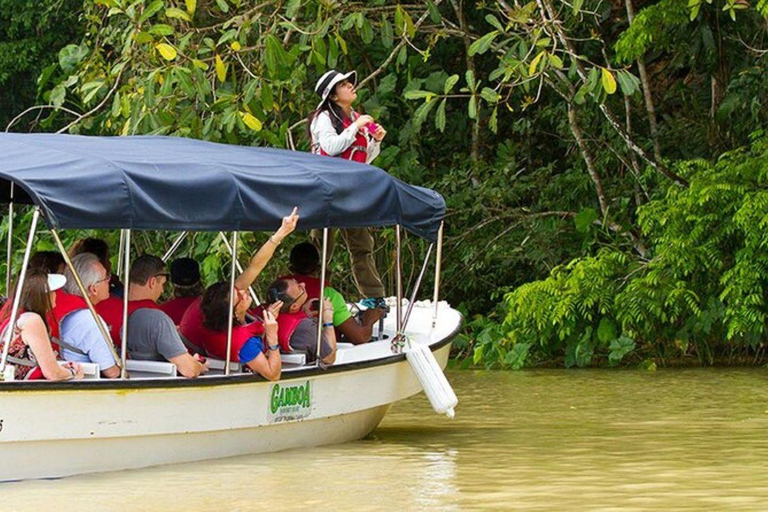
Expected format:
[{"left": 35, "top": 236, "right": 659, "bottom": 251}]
[{"left": 4, "top": 0, "right": 768, "bottom": 368}]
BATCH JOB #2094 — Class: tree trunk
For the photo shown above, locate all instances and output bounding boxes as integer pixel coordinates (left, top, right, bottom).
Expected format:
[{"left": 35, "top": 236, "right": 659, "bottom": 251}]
[
  {"left": 568, "top": 105, "right": 608, "bottom": 217},
  {"left": 450, "top": 0, "right": 480, "bottom": 168},
  {"left": 625, "top": 0, "right": 663, "bottom": 166}
]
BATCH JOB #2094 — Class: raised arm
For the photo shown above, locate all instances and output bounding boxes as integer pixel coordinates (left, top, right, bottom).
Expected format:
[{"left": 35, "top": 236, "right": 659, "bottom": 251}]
[{"left": 234, "top": 207, "right": 299, "bottom": 291}]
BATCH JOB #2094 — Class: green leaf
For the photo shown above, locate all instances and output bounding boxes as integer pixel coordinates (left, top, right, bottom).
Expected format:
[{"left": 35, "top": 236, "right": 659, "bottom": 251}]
[
  {"left": 480, "top": 87, "right": 499, "bottom": 103},
  {"left": 58, "top": 44, "right": 89, "bottom": 73},
  {"left": 414, "top": 98, "right": 437, "bottom": 127},
  {"left": 156, "top": 43, "right": 177, "bottom": 60},
  {"left": 597, "top": 318, "right": 618, "bottom": 344},
  {"left": 485, "top": 14, "right": 505, "bottom": 32},
  {"left": 574, "top": 207, "right": 598, "bottom": 232},
  {"left": 505, "top": 342, "right": 531, "bottom": 370},
  {"left": 81, "top": 80, "right": 104, "bottom": 105},
  {"left": 215, "top": 0, "right": 229, "bottom": 13},
  {"left": 261, "top": 83, "right": 274, "bottom": 111},
  {"left": 489, "top": 106, "right": 498, "bottom": 133},
  {"left": 573, "top": 0, "right": 584, "bottom": 14},
  {"left": 404, "top": 90, "right": 433, "bottom": 100},
  {"left": 444, "top": 74, "right": 459, "bottom": 94},
  {"left": 139, "top": 0, "right": 165, "bottom": 24},
  {"left": 465, "top": 69, "right": 476, "bottom": 91},
  {"left": 165, "top": 7, "right": 190, "bottom": 21},
  {"left": 609, "top": 336, "right": 637, "bottom": 365},
  {"left": 50, "top": 84, "right": 66, "bottom": 107},
  {"left": 427, "top": 0, "right": 441, "bottom": 23},
  {"left": 548, "top": 53, "right": 563, "bottom": 69},
  {"left": 616, "top": 69, "right": 640, "bottom": 96},
  {"left": 468, "top": 95, "right": 477, "bottom": 119},
  {"left": 149, "top": 24, "right": 174, "bottom": 36},
  {"left": 185, "top": 0, "right": 196, "bottom": 16},
  {"left": 435, "top": 99, "right": 446, "bottom": 132},
  {"left": 468, "top": 31, "right": 498, "bottom": 56},
  {"left": 601, "top": 67, "right": 617, "bottom": 94}
]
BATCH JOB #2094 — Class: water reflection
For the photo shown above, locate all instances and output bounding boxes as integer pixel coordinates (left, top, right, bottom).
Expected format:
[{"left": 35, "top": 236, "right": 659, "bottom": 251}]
[{"left": 5, "top": 368, "right": 768, "bottom": 510}]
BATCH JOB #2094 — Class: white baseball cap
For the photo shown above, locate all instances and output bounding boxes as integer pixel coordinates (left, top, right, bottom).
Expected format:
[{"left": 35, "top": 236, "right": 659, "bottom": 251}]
[
  {"left": 314, "top": 69, "right": 357, "bottom": 109},
  {"left": 47, "top": 273, "right": 66, "bottom": 292}
]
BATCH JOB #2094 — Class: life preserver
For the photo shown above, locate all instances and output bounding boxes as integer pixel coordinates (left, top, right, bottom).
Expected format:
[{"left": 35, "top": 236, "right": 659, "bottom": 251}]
[
  {"left": 179, "top": 297, "right": 265, "bottom": 362},
  {"left": 318, "top": 114, "right": 369, "bottom": 163},
  {"left": 51, "top": 290, "right": 89, "bottom": 346},
  {"left": 159, "top": 296, "right": 199, "bottom": 325},
  {"left": 95, "top": 297, "right": 161, "bottom": 347},
  {"left": 275, "top": 310, "right": 307, "bottom": 352},
  {"left": 0, "top": 309, "right": 45, "bottom": 380}
]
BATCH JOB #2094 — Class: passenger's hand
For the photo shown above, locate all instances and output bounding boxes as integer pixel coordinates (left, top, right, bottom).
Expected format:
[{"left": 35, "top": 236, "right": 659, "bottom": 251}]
[
  {"left": 264, "top": 308, "right": 278, "bottom": 340},
  {"left": 267, "top": 300, "right": 283, "bottom": 320},
  {"left": 67, "top": 361, "right": 84, "bottom": 380},
  {"left": 372, "top": 125, "right": 387, "bottom": 142},
  {"left": 194, "top": 354, "right": 210, "bottom": 373},
  {"left": 274, "top": 207, "right": 299, "bottom": 242},
  {"left": 354, "top": 115, "right": 374, "bottom": 130},
  {"left": 233, "top": 288, "right": 252, "bottom": 320},
  {"left": 321, "top": 298, "right": 334, "bottom": 324}
]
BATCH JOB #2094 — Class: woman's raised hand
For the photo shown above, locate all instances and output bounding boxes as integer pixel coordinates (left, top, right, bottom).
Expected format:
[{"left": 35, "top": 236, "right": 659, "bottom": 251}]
[
  {"left": 354, "top": 114, "right": 374, "bottom": 129},
  {"left": 275, "top": 207, "right": 299, "bottom": 242},
  {"left": 264, "top": 304, "right": 280, "bottom": 340}
]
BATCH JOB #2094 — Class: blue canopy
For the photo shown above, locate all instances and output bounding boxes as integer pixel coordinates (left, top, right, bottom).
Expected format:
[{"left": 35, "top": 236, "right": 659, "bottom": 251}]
[{"left": 0, "top": 134, "right": 444, "bottom": 241}]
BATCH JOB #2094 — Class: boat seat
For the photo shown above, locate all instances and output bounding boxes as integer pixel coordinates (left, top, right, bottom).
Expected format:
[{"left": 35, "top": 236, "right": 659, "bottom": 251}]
[
  {"left": 206, "top": 358, "right": 241, "bottom": 373},
  {"left": 125, "top": 360, "right": 177, "bottom": 377},
  {"left": 337, "top": 342, "right": 354, "bottom": 350},
  {"left": 281, "top": 353, "right": 306, "bottom": 366}
]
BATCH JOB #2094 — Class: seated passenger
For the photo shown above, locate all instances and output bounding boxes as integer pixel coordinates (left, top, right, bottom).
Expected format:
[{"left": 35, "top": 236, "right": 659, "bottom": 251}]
[
  {"left": 57, "top": 253, "right": 119, "bottom": 378},
  {"left": 179, "top": 207, "right": 299, "bottom": 379},
  {"left": 280, "top": 242, "right": 384, "bottom": 345},
  {"left": 159, "top": 257, "right": 203, "bottom": 325},
  {"left": 69, "top": 237, "right": 124, "bottom": 298},
  {"left": 181, "top": 284, "right": 281, "bottom": 380},
  {"left": 0, "top": 269, "right": 83, "bottom": 381},
  {"left": 99, "top": 256, "right": 208, "bottom": 378},
  {"left": 266, "top": 278, "right": 337, "bottom": 365},
  {"left": 29, "top": 251, "right": 66, "bottom": 274}
]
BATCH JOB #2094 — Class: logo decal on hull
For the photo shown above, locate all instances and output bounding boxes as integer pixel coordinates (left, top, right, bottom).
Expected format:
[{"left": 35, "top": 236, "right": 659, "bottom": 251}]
[{"left": 268, "top": 380, "right": 312, "bottom": 423}]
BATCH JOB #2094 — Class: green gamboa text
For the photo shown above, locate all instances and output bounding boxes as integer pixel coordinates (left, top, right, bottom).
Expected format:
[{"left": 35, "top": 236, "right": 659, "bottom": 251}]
[{"left": 270, "top": 381, "right": 311, "bottom": 414}]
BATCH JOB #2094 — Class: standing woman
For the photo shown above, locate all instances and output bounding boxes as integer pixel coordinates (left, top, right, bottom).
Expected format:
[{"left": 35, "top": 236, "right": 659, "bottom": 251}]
[
  {"left": 307, "top": 69, "right": 387, "bottom": 302},
  {"left": 0, "top": 269, "right": 83, "bottom": 381}
]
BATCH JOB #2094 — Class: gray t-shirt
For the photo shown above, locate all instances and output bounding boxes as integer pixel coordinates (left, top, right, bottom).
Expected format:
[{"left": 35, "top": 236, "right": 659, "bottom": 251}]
[
  {"left": 127, "top": 309, "right": 188, "bottom": 362},
  {"left": 290, "top": 318, "right": 334, "bottom": 363}
]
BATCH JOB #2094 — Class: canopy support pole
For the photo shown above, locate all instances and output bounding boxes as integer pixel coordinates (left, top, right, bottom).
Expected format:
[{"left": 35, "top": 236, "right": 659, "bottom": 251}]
[
  {"left": 396, "top": 225, "right": 402, "bottom": 335},
  {"left": 119, "top": 230, "right": 131, "bottom": 379},
  {"left": 315, "top": 228, "right": 329, "bottom": 364},
  {"left": 117, "top": 229, "right": 125, "bottom": 276},
  {"left": 5, "top": 183, "right": 14, "bottom": 296},
  {"left": 432, "top": 221, "right": 444, "bottom": 331},
  {"left": 399, "top": 243, "right": 434, "bottom": 335},
  {"left": 51, "top": 228, "right": 122, "bottom": 371},
  {"left": 162, "top": 231, "right": 188, "bottom": 262},
  {"left": 0, "top": 207, "right": 39, "bottom": 376},
  {"left": 218, "top": 232, "right": 260, "bottom": 306},
  {"left": 224, "top": 231, "right": 238, "bottom": 375}
]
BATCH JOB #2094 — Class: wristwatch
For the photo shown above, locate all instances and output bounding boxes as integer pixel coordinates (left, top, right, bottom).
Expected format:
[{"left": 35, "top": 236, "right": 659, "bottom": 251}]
[
  {"left": 322, "top": 322, "right": 334, "bottom": 328},
  {"left": 267, "top": 344, "right": 279, "bottom": 351}
]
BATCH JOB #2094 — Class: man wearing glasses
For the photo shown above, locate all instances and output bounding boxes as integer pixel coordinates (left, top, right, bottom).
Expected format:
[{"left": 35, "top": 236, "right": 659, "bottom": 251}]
[
  {"left": 266, "top": 278, "right": 337, "bottom": 365},
  {"left": 59, "top": 253, "right": 120, "bottom": 378},
  {"left": 96, "top": 255, "right": 208, "bottom": 378}
]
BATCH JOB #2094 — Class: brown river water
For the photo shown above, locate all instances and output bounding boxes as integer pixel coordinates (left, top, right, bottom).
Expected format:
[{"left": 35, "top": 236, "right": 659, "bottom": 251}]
[{"left": 5, "top": 368, "right": 768, "bottom": 511}]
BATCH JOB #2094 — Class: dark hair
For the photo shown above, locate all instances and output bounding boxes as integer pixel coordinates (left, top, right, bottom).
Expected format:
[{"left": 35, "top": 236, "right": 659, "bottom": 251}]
[
  {"left": 1, "top": 269, "right": 53, "bottom": 332},
  {"left": 306, "top": 86, "right": 351, "bottom": 140},
  {"left": 266, "top": 278, "right": 294, "bottom": 314},
  {"left": 174, "top": 282, "right": 204, "bottom": 299},
  {"left": 129, "top": 255, "right": 166, "bottom": 285},
  {"left": 29, "top": 251, "right": 65, "bottom": 274},
  {"left": 289, "top": 242, "right": 320, "bottom": 276},
  {"left": 70, "top": 237, "right": 111, "bottom": 273},
  {"left": 200, "top": 282, "right": 242, "bottom": 332}
]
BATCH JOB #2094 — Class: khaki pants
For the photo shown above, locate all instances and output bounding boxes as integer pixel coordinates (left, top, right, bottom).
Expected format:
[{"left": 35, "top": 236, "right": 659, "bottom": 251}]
[{"left": 310, "top": 227, "right": 386, "bottom": 298}]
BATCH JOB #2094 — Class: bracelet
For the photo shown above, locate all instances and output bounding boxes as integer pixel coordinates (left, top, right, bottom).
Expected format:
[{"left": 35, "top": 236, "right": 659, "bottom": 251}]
[
  {"left": 267, "top": 235, "right": 281, "bottom": 246},
  {"left": 65, "top": 366, "right": 76, "bottom": 380},
  {"left": 323, "top": 322, "right": 334, "bottom": 328}
]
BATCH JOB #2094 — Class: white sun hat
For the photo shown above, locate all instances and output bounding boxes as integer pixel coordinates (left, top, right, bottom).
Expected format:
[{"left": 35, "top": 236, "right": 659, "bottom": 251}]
[
  {"left": 47, "top": 273, "right": 66, "bottom": 292},
  {"left": 314, "top": 69, "right": 357, "bottom": 109}
]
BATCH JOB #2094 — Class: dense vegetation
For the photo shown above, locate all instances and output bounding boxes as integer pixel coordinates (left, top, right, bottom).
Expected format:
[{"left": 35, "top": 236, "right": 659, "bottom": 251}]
[{"left": 3, "top": 0, "right": 768, "bottom": 368}]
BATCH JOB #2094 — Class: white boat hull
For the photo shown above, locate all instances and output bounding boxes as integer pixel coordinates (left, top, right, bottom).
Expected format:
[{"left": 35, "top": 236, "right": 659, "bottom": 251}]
[{"left": 0, "top": 302, "right": 460, "bottom": 481}]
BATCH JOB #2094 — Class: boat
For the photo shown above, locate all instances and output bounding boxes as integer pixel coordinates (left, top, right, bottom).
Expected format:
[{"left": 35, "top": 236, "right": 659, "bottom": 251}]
[{"left": 0, "top": 133, "right": 461, "bottom": 482}]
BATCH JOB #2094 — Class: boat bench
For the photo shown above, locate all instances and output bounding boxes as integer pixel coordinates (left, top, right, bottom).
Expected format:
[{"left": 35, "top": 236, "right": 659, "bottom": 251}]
[{"left": 125, "top": 359, "right": 177, "bottom": 378}]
